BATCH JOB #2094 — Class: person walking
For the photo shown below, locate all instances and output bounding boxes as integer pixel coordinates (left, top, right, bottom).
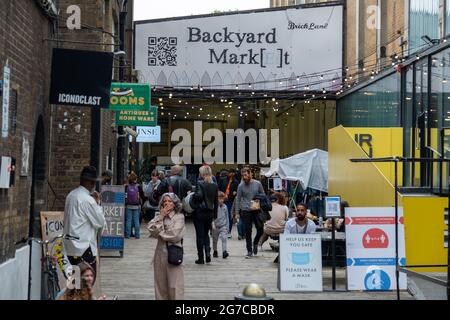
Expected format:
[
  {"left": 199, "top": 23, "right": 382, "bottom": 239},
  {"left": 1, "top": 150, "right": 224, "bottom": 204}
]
[
  {"left": 234, "top": 167, "right": 265, "bottom": 258},
  {"left": 125, "top": 172, "right": 144, "bottom": 239},
  {"left": 143, "top": 169, "right": 161, "bottom": 222},
  {"left": 218, "top": 169, "right": 239, "bottom": 239},
  {"left": 63, "top": 166, "right": 106, "bottom": 274},
  {"left": 147, "top": 193, "right": 185, "bottom": 300},
  {"left": 192, "top": 165, "right": 218, "bottom": 264},
  {"left": 212, "top": 192, "right": 229, "bottom": 259},
  {"left": 168, "top": 165, "right": 192, "bottom": 202}
]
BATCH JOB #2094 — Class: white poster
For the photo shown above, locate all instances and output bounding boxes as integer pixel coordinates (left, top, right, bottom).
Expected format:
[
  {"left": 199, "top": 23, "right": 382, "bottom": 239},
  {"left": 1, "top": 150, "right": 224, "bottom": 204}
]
[
  {"left": 2, "top": 62, "right": 10, "bottom": 138},
  {"left": 21, "top": 134, "right": 30, "bottom": 176},
  {"left": 137, "top": 126, "right": 161, "bottom": 143},
  {"left": 346, "top": 207, "right": 407, "bottom": 291},
  {"left": 40, "top": 211, "right": 71, "bottom": 291},
  {"left": 273, "top": 178, "right": 283, "bottom": 191},
  {"left": 0, "top": 156, "right": 11, "bottom": 189},
  {"left": 279, "top": 233, "right": 323, "bottom": 292},
  {"left": 135, "top": 5, "right": 343, "bottom": 91}
]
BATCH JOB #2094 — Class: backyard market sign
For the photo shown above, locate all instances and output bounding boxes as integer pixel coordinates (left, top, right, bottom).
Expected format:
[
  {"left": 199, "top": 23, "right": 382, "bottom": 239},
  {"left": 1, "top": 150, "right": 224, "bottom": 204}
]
[
  {"left": 109, "top": 83, "right": 151, "bottom": 111},
  {"left": 116, "top": 106, "right": 158, "bottom": 126}
]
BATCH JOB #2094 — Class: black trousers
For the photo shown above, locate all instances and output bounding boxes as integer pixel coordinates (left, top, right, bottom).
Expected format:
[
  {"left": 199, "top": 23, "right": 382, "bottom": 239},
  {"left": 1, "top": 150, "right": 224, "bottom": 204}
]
[
  {"left": 193, "top": 214, "right": 213, "bottom": 258},
  {"left": 241, "top": 211, "right": 263, "bottom": 253},
  {"left": 67, "top": 247, "right": 97, "bottom": 275}
]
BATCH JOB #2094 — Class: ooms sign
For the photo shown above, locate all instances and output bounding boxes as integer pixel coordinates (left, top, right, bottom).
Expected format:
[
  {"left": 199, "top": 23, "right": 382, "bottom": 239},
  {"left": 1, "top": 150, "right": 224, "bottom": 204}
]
[
  {"left": 110, "top": 95, "right": 146, "bottom": 107},
  {"left": 109, "top": 83, "right": 151, "bottom": 111}
]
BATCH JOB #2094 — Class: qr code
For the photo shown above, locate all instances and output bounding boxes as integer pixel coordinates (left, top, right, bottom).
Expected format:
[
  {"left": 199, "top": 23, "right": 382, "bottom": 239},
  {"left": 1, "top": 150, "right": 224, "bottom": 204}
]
[{"left": 148, "top": 37, "right": 177, "bottom": 66}]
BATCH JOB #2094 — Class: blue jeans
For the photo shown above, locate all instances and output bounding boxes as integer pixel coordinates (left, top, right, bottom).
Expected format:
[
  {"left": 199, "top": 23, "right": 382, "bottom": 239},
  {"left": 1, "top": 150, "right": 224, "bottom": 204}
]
[
  {"left": 125, "top": 208, "right": 141, "bottom": 238},
  {"left": 237, "top": 219, "right": 245, "bottom": 237}
]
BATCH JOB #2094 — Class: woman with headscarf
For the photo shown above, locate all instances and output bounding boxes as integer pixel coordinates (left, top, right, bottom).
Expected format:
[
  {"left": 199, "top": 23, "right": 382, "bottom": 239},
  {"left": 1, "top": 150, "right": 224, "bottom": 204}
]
[
  {"left": 147, "top": 193, "right": 186, "bottom": 300},
  {"left": 191, "top": 165, "right": 218, "bottom": 264}
]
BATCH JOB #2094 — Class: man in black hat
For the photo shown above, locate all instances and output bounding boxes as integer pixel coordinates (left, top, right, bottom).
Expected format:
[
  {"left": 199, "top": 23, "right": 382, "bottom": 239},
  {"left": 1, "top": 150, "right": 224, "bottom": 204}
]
[{"left": 63, "top": 166, "right": 106, "bottom": 273}]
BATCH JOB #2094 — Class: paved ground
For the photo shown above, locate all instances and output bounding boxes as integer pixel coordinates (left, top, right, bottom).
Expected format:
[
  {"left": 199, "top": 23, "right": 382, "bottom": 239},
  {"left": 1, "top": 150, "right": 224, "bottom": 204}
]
[
  {"left": 407, "top": 273, "right": 448, "bottom": 300},
  {"left": 100, "top": 220, "right": 414, "bottom": 300}
]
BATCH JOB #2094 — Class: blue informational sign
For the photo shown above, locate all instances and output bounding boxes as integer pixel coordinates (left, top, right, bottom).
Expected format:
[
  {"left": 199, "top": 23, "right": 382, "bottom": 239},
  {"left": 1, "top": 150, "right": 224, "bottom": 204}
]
[
  {"left": 325, "top": 196, "right": 341, "bottom": 218},
  {"left": 100, "top": 185, "right": 125, "bottom": 252}
]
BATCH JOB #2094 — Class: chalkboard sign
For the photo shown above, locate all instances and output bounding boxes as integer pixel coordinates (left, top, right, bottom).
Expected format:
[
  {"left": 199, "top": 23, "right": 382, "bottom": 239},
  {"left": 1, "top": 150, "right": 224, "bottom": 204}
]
[{"left": 100, "top": 185, "right": 125, "bottom": 252}]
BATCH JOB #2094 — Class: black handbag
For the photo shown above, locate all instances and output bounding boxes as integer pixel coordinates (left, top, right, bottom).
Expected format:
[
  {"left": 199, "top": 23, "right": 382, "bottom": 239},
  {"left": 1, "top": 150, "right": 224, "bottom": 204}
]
[{"left": 166, "top": 240, "right": 183, "bottom": 266}]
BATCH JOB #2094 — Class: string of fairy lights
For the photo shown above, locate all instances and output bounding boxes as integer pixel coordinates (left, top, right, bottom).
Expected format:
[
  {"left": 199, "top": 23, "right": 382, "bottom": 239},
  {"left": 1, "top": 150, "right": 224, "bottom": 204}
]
[{"left": 147, "top": 36, "right": 448, "bottom": 120}]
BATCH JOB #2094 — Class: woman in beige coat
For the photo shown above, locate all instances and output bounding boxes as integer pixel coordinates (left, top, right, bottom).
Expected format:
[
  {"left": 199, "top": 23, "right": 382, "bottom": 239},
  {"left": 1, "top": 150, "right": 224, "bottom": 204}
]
[{"left": 148, "top": 193, "right": 185, "bottom": 300}]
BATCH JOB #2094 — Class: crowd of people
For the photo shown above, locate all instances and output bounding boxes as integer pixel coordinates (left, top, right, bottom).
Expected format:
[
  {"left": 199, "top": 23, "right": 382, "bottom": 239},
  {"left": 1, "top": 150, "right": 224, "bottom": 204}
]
[{"left": 60, "top": 164, "right": 347, "bottom": 300}]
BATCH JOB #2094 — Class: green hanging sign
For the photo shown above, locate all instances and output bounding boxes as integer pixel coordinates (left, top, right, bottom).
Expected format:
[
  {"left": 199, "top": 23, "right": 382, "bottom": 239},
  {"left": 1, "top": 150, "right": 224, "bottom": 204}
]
[
  {"left": 109, "top": 83, "right": 150, "bottom": 111},
  {"left": 116, "top": 106, "right": 158, "bottom": 126}
]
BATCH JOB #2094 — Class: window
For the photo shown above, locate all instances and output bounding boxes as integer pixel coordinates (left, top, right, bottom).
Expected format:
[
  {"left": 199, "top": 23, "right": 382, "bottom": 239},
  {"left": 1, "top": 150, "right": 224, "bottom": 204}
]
[
  {"left": 409, "top": 0, "right": 439, "bottom": 54},
  {"left": 337, "top": 73, "right": 401, "bottom": 127},
  {"left": 446, "top": 0, "right": 450, "bottom": 36}
]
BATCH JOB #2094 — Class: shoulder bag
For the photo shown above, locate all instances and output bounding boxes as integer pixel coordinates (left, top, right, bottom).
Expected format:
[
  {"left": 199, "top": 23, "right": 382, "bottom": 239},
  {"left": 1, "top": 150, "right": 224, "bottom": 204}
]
[{"left": 166, "top": 239, "right": 184, "bottom": 266}]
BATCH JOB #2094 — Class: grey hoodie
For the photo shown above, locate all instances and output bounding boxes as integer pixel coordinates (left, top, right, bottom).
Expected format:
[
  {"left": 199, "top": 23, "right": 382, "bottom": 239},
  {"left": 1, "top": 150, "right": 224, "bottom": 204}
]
[{"left": 214, "top": 204, "right": 229, "bottom": 229}]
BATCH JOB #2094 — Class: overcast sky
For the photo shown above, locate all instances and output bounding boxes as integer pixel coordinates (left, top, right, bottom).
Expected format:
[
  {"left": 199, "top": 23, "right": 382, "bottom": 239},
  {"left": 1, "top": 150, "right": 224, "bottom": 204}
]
[{"left": 133, "top": 0, "right": 270, "bottom": 21}]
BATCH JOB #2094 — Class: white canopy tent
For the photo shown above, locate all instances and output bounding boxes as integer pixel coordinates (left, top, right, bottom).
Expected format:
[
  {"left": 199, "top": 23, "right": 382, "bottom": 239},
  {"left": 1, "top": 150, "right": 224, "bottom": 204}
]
[{"left": 264, "top": 149, "right": 328, "bottom": 192}]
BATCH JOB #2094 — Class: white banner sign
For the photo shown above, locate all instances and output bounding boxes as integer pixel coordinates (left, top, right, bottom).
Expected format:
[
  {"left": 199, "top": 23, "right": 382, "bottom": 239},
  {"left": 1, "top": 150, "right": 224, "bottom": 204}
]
[
  {"left": 0, "top": 156, "right": 11, "bottom": 189},
  {"left": 2, "top": 62, "right": 10, "bottom": 138},
  {"left": 279, "top": 233, "right": 323, "bottom": 292},
  {"left": 137, "top": 126, "right": 161, "bottom": 143},
  {"left": 346, "top": 207, "right": 407, "bottom": 291},
  {"left": 135, "top": 5, "right": 343, "bottom": 91}
]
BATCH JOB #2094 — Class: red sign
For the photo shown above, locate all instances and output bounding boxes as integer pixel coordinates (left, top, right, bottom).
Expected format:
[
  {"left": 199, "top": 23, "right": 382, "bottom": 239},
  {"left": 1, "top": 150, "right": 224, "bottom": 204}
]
[{"left": 362, "top": 228, "right": 389, "bottom": 248}]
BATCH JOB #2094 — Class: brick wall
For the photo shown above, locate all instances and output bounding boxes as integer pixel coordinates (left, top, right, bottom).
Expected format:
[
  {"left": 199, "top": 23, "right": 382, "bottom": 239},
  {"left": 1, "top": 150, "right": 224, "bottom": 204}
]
[
  {"left": 47, "top": 0, "right": 122, "bottom": 210},
  {"left": 0, "top": 0, "right": 54, "bottom": 263}
]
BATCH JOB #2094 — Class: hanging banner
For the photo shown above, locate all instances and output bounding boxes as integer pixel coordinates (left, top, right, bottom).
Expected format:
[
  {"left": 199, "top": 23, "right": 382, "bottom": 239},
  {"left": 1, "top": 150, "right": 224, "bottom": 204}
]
[
  {"left": 135, "top": 4, "right": 343, "bottom": 91},
  {"left": 49, "top": 48, "right": 113, "bottom": 108},
  {"left": 116, "top": 106, "right": 158, "bottom": 126},
  {"left": 2, "top": 62, "right": 10, "bottom": 138},
  {"left": 109, "top": 83, "right": 151, "bottom": 111},
  {"left": 40, "top": 211, "right": 71, "bottom": 290},
  {"left": 100, "top": 185, "right": 125, "bottom": 252},
  {"left": 346, "top": 207, "right": 407, "bottom": 291},
  {"left": 279, "top": 233, "right": 323, "bottom": 292}
]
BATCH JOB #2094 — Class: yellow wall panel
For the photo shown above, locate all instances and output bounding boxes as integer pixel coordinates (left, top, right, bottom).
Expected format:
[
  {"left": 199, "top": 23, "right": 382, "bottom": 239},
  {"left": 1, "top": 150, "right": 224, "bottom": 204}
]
[
  {"left": 403, "top": 196, "right": 448, "bottom": 273},
  {"left": 328, "top": 126, "right": 398, "bottom": 207},
  {"left": 345, "top": 128, "right": 403, "bottom": 185}
]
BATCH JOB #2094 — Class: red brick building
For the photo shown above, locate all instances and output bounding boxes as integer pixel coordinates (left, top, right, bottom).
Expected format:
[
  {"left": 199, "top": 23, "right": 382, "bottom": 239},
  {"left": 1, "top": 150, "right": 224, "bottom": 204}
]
[{"left": 0, "top": 0, "right": 134, "bottom": 299}]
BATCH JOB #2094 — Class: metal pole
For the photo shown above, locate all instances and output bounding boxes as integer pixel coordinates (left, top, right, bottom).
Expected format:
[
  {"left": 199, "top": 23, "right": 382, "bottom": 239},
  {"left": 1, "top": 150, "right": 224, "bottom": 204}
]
[
  {"left": 395, "top": 159, "right": 400, "bottom": 300},
  {"left": 447, "top": 170, "right": 450, "bottom": 300},
  {"left": 331, "top": 217, "right": 336, "bottom": 291},
  {"left": 116, "top": 10, "right": 127, "bottom": 185}
]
